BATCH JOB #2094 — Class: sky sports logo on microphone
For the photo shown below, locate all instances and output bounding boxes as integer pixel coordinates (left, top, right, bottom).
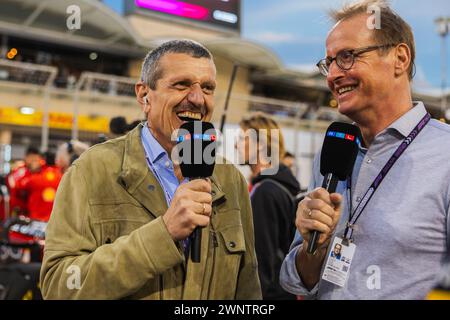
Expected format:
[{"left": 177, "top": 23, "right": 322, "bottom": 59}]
[
  {"left": 176, "top": 133, "right": 217, "bottom": 143},
  {"left": 171, "top": 121, "right": 282, "bottom": 175},
  {"left": 327, "top": 131, "right": 361, "bottom": 147},
  {"left": 172, "top": 121, "right": 217, "bottom": 168}
]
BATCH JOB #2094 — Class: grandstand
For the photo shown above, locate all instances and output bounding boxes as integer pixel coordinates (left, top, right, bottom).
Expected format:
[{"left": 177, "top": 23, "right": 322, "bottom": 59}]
[{"left": 0, "top": 0, "right": 448, "bottom": 186}]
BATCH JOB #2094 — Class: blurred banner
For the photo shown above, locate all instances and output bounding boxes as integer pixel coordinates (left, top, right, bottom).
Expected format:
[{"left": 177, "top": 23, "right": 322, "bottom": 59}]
[{"left": 0, "top": 107, "right": 109, "bottom": 133}]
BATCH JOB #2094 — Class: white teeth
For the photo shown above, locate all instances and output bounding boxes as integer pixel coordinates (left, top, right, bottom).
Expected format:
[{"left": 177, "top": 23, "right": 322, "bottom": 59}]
[
  {"left": 338, "top": 86, "right": 357, "bottom": 95},
  {"left": 177, "top": 111, "right": 202, "bottom": 120}
]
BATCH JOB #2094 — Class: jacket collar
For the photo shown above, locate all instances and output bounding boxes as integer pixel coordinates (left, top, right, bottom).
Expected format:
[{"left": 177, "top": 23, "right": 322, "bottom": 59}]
[{"left": 119, "top": 123, "right": 225, "bottom": 219}]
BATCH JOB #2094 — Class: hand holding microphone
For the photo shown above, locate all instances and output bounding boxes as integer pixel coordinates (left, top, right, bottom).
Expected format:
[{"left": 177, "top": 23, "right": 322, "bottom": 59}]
[
  {"left": 163, "top": 179, "right": 212, "bottom": 241},
  {"left": 172, "top": 121, "right": 216, "bottom": 262},
  {"left": 301, "top": 122, "right": 360, "bottom": 254},
  {"left": 296, "top": 188, "right": 342, "bottom": 251}
]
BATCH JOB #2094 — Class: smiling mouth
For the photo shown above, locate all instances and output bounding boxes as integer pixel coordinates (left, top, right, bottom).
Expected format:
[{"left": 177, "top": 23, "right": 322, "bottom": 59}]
[
  {"left": 176, "top": 111, "right": 203, "bottom": 122},
  {"left": 337, "top": 85, "right": 358, "bottom": 96}
]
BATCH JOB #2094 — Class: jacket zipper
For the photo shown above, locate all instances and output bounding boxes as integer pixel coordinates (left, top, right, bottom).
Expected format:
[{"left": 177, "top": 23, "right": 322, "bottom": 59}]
[{"left": 206, "top": 230, "right": 218, "bottom": 298}]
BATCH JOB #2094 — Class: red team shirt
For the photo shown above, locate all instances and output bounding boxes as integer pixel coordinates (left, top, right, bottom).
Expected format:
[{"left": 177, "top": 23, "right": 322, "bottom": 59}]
[{"left": 3, "top": 164, "right": 62, "bottom": 222}]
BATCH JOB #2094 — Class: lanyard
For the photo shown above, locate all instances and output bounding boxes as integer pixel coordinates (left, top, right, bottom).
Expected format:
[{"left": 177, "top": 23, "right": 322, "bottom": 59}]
[{"left": 343, "top": 113, "right": 431, "bottom": 241}]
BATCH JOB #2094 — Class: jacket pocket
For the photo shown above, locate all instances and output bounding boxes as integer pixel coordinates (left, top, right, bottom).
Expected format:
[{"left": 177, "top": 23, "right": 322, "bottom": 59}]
[
  {"left": 96, "top": 219, "right": 147, "bottom": 246},
  {"left": 89, "top": 202, "right": 151, "bottom": 246},
  {"left": 90, "top": 202, "right": 150, "bottom": 223},
  {"left": 219, "top": 225, "right": 246, "bottom": 254},
  {"left": 208, "top": 225, "right": 246, "bottom": 299}
]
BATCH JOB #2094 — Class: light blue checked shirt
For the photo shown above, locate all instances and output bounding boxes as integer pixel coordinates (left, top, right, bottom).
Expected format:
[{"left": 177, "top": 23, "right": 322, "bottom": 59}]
[
  {"left": 141, "top": 124, "right": 185, "bottom": 205},
  {"left": 141, "top": 124, "right": 189, "bottom": 253}
]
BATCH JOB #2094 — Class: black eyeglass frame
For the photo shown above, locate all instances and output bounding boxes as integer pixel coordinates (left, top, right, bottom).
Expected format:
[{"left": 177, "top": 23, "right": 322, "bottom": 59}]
[{"left": 316, "top": 44, "right": 397, "bottom": 76}]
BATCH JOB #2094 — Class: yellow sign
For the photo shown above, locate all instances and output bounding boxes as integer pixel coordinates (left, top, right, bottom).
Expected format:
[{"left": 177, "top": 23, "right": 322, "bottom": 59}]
[
  {"left": 0, "top": 107, "right": 109, "bottom": 133},
  {"left": 427, "top": 289, "right": 450, "bottom": 300}
]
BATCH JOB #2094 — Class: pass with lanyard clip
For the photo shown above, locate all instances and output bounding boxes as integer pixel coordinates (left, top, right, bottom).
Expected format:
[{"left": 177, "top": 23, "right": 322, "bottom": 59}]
[{"left": 322, "top": 237, "right": 356, "bottom": 288}]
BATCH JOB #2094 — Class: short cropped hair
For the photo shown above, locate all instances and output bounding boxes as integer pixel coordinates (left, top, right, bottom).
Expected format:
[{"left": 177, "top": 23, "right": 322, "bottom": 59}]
[{"left": 140, "top": 39, "right": 213, "bottom": 89}]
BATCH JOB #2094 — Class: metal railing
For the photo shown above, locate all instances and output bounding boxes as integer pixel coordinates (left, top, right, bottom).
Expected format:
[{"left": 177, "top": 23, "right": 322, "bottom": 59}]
[
  {"left": 0, "top": 59, "right": 57, "bottom": 152},
  {"left": 0, "top": 60, "right": 342, "bottom": 184},
  {"left": 71, "top": 72, "right": 137, "bottom": 140}
]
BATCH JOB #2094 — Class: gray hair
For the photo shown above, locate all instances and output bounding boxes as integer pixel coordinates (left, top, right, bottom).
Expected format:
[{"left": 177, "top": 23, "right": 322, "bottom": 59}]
[
  {"left": 140, "top": 39, "right": 213, "bottom": 89},
  {"left": 329, "top": 0, "right": 416, "bottom": 80}
]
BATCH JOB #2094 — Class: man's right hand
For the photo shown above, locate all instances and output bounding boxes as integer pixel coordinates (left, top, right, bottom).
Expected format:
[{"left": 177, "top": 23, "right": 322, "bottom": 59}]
[
  {"left": 295, "top": 187, "right": 343, "bottom": 250},
  {"left": 294, "top": 188, "right": 343, "bottom": 290},
  {"left": 163, "top": 179, "right": 212, "bottom": 241}
]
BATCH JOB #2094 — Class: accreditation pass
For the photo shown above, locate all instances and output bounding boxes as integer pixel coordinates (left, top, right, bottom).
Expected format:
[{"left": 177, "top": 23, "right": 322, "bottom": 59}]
[{"left": 321, "top": 237, "right": 356, "bottom": 288}]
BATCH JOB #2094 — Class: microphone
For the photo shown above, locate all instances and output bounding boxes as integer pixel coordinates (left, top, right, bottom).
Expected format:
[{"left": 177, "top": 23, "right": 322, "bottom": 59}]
[
  {"left": 307, "top": 122, "right": 361, "bottom": 255},
  {"left": 176, "top": 121, "right": 216, "bottom": 263}
]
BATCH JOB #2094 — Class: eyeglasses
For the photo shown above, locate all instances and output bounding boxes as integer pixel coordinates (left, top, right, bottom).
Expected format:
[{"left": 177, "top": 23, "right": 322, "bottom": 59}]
[{"left": 316, "top": 44, "right": 397, "bottom": 76}]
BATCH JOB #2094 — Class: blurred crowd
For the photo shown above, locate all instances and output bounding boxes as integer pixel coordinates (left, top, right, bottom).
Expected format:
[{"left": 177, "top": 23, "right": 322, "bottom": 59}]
[
  {"left": 0, "top": 116, "right": 143, "bottom": 224},
  {"left": 0, "top": 141, "right": 89, "bottom": 222}
]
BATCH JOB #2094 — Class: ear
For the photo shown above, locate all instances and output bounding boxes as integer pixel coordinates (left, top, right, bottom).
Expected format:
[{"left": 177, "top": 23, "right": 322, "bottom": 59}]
[
  {"left": 394, "top": 43, "right": 411, "bottom": 78},
  {"left": 135, "top": 82, "right": 150, "bottom": 114}
]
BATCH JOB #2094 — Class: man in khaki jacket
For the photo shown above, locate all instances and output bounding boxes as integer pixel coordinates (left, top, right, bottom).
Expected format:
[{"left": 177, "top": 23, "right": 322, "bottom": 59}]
[{"left": 40, "top": 40, "right": 262, "bottom": 300}]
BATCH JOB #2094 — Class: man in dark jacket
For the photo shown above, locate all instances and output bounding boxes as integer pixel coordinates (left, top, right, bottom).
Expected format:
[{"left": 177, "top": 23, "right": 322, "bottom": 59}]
[{"left": 237, "top": 114, "right": 300, "bottom": 300}]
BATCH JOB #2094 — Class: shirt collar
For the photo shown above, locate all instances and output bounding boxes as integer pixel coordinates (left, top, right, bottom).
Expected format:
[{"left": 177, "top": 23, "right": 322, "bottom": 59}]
[
  {"left": 385, "top": 101, "right": 428, "bottom": 138},
  {"left": 354, "top": 101, "right": 427, "bottom": 153},
  {"left": 141, "top": 123, "right": 167, "bottom": 164}
]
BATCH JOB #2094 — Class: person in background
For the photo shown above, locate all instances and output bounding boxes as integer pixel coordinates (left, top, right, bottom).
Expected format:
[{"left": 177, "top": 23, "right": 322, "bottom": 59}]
[
  {"left": 15, "top": 148, "right": 62, "bottom": 222},
  {"left": 237, "top": 114, "right": 300, "bottom": 300},
  {"left": 6, "top": 147, "right": 43, "bottom": 216},
  {"left": 17, "top": 164, "right": 62, "bottom": 222},
  {"left": 55, "top": 140, "right": 90, "bottom": 174},
  {"left": 282, "top": 151, "right": 297, "bottom": 175},
  {"left": 23, "top": 146, "right": 44, "bottom": 174},
  {"left": 109, "top": 117, "right": 142, "bottom": 136},
  {"left": 3, "top": 146, "right": 62, "bottom": 222}
]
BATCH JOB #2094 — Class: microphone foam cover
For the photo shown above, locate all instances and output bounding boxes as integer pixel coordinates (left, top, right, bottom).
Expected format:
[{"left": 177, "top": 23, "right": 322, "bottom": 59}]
[
  {"left": 176, "top": 121, "right": 216, "bottom": 178},
  {"left": 320, "top": 122, "right": 361, "bottom": 181}
]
